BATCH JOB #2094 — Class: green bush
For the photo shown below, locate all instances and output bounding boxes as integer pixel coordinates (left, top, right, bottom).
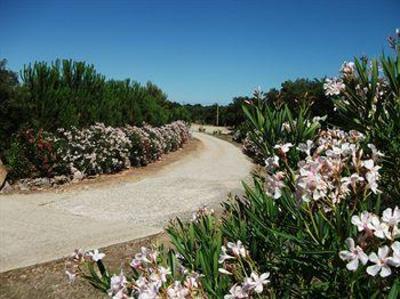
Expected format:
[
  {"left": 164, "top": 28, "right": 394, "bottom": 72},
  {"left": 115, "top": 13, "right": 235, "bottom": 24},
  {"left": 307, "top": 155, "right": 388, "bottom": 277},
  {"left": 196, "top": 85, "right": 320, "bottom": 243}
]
[{"left": 326, "top": 34, "right": 400, "bottom": 198}]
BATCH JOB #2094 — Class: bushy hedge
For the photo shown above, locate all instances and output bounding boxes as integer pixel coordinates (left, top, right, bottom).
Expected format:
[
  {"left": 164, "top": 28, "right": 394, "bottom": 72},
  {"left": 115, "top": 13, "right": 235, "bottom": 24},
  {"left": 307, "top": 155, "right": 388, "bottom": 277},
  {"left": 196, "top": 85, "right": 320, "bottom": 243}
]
[{"left": 4, "top": 121, "right": 190, "bottom": 181}]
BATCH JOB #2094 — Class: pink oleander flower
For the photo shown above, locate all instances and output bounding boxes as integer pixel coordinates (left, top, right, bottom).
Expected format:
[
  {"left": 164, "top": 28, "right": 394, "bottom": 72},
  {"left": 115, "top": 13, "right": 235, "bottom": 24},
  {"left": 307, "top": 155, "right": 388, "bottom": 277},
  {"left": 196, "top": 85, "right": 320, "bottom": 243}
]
[
  {"left": 339, "top": 238, "right": 368, "bottom": 271},
  {"left": 367, "top": 144, "right": 384, "bottom": 161},
  {"left": 367, "top": 246, "right": 393, "bottom": 277}
]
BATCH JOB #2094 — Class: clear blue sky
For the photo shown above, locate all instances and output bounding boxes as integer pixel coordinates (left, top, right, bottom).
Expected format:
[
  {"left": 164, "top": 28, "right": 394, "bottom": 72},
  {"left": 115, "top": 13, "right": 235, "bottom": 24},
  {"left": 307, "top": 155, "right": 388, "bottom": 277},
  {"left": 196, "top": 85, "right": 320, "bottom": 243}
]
[{"left": 0, "top": 0, "right": 398, "bottom": 104}]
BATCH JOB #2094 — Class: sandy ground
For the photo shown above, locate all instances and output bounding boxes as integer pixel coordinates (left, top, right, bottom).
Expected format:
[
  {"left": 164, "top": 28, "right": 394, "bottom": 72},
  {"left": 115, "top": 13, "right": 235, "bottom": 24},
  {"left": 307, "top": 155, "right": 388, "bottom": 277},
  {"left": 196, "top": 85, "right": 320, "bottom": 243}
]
[
  {"left": 0, "top": 132, "right": 253, "bottom": 273},
  {"left": 191, "top": 124, "right": 232, "bottom": 134}
]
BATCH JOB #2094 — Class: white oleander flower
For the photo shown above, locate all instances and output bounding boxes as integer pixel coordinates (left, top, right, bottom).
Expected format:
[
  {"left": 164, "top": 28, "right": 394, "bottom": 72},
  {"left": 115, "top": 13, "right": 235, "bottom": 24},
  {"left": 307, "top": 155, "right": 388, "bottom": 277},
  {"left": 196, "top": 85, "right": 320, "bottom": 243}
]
[
  {"left": 341, "top": 61, "right": 355, "bottom": 76},
  {"left": 274, "top": 143, "right": 293, "bottom": 154},
  {"left": 265, "top": 171, "right": 286, "bottom": 199},
  {"left": 109, "top": 272, "right": 127, "bottom": 297},
  {"left": 362, "top": 159, "right": 381, "bottom": 194},
  {"left": 166, "top": 281, "right": 189, "bottom": 298},
  {"left": 324, "top": 78, "right": 345, "bottom": 96},
  {"left": 367, "top": 246, "right": 392, "bottom": 277},
  {"left": 368, "top": 216, "right": 391, "bottom": 240},
  {"left": 65, "top": 270, "right": 76, "bottom": 283},
  {"left": 88, "top": 249, "right": 105, "bottom": 262},
  {"left": 339, "top": 238, "right": 368, "bottom": 271},
  {"left": 248, "top": 272, "right": 270, "bottom": 293},
  {"left": 351, "top": 211, "right": 373, "bottom": 232},
  {"left": 158, "top": 266, "right": 171, "bottom": 283},
  {"left": 382, "top": 206, "right": 400, "bottom": 227},
  {"left": 219, "top": 245, "right": 235, "bottom": 263},
  {"left": 265, "top": 155, "right": 279, "bottom": 171},
  {"left": 297, "top": 140, "right": 314, "bottom": 157},
  {"left": 227, "top": 240, "right": 248, "bottom": 258},
  {"left": 224, "top": 284, "right": 248, "bottom": 299}
]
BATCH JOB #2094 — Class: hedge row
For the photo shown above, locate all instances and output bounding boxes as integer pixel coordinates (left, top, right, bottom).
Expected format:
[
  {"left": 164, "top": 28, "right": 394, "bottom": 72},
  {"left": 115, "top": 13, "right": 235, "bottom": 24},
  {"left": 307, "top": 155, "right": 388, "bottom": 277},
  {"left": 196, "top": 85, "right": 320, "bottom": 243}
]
[{"left": 4, "top": 121, "right": 190, "bottom": 180}]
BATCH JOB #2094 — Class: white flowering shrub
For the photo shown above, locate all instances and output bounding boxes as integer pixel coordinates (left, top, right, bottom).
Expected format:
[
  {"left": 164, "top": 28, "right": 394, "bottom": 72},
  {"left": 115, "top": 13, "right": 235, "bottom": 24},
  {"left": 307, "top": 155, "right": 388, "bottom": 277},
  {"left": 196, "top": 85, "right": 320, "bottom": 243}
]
[
  {"left": 324, "top": 31, "right": 400, "bottom": 198},
  {"left": 65, "top": 246, "right": 207, "bottom": 298},
  {"left": 6, "top": 121, "right": 190, "bottom": 181}
]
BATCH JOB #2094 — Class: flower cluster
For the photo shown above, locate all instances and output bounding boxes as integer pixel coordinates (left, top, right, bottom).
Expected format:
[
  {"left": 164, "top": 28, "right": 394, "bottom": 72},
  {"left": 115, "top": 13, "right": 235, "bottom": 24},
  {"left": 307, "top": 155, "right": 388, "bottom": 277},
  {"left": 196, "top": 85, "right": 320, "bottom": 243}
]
[
  {"left": 295, "top": 129, "right": 382, "bottom": 207},
  {"left": 218, "top": 240, "right": 271, "bottom": 298},
  {"left": 323, "top": 77, "right": 346, "bottom": 96},
  {"left": 66, "top": 246, "right": 206, "bottom": 299},
  {"left": 16, "top": 121, "right": 190, "bottom": 182},
  {"left": 128, "top": 247, "right": 204, "bottom": 298},
  {"left": 340, "top": 207, "right": 400, "bottom": 277},
  {"left": 191, "top": 205, "right": 215, "bottom": 223},
  {"left": 261, "top": 128, "right": 383, "bottom": 210}
]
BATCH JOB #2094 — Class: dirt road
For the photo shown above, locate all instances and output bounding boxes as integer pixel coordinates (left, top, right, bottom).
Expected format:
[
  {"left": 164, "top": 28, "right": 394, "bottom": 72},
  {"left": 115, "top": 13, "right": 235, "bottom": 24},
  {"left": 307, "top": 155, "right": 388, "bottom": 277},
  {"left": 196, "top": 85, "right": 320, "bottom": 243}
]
[{"left": 0, "top": 133, "right": 253, "bottom": 272}]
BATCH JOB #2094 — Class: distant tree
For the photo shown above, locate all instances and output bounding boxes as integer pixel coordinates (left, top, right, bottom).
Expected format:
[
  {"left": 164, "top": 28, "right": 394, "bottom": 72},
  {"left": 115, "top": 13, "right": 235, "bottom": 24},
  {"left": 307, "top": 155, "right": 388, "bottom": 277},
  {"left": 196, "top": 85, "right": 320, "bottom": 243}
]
[
  {"left": 265, "top": 78, "right": 334, "bottom": 118},
  {"left": 0, "top": 59, "right": 28, "bottom": 155}
]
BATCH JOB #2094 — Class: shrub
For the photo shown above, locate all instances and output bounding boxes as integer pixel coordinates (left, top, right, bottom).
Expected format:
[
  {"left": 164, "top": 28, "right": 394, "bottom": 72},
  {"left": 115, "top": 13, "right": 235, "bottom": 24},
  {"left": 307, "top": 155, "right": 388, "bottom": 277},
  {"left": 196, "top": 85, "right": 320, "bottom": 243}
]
[
  {"left": 325, "top": 32, "right": 400, "bottom": 198},
  {"left": 4, "top": 121, "right": 190, "bottom": 181},
  {"left": 241, "top": 89, "right": 322, "bottom": 166}
]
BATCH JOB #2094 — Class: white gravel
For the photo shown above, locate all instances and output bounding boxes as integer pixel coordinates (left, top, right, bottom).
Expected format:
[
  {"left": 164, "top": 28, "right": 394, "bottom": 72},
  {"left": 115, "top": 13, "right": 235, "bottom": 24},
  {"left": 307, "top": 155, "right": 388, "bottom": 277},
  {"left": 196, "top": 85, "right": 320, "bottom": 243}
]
[{"left": 0, "top": 133, "right": 253, "bottom": 272}]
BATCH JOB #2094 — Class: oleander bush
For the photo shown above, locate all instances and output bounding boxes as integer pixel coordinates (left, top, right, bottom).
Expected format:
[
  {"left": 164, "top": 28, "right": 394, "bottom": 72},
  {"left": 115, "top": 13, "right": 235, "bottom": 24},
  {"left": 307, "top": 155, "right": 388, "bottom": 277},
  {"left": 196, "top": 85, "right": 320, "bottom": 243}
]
[
  {"left": 69, "top": 36, "right": 399, "bottom": 298},
  {"left": 241, "top": 89, "right": 323, "bottom": 166},
  {"left": 4, "top": 121, "right": 190, "bottom": 180},
  {"left": 324, "top": 39, "right": 400, "bottom": 198}
]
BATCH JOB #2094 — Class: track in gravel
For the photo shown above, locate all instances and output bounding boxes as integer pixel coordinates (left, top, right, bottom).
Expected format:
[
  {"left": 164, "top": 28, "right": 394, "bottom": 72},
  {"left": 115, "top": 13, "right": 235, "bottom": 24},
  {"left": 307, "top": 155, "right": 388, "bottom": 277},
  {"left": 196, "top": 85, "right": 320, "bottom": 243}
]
[{"left": 0, "top": 132, "right": 253, "bottom": 272}]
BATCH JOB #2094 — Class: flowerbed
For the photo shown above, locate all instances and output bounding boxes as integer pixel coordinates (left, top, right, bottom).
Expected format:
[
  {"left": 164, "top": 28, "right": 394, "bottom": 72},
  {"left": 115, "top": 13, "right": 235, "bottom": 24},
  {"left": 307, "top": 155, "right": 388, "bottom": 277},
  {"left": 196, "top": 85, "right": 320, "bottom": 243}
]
[{"left": 4, "top": 121, "right": 190, "bottom": 184}]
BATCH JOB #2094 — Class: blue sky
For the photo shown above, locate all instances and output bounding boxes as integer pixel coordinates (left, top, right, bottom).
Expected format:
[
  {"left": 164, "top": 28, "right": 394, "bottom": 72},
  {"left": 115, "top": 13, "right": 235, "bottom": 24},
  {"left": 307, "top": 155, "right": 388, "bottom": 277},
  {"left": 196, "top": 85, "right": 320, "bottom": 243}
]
[{"left": 0, "top": 0, "right": 398, "bottom": 104}]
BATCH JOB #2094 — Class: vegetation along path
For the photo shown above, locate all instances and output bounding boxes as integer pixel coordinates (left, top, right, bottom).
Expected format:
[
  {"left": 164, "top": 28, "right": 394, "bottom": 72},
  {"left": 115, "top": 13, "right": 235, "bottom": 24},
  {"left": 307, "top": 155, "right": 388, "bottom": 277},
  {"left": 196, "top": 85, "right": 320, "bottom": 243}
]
[{"left": 0, "top": 132, "right": 253, "bottom": 272}]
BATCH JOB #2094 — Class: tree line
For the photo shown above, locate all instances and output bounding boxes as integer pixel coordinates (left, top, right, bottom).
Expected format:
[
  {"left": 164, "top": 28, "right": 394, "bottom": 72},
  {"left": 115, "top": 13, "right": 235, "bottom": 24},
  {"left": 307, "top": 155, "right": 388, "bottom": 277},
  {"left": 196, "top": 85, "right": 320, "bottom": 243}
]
[{"left": 0, "top": 58, "right": 333, "bottom": 154}]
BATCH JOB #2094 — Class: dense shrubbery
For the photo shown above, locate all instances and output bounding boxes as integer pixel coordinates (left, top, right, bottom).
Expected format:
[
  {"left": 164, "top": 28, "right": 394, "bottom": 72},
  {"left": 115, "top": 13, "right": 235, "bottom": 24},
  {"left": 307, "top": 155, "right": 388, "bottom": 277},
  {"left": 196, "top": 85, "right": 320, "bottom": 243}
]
[
  {"left": 0, "top": 59, "right": 191, "bottom": 156},
  {"left": 69, "top": 36, "right": 399, "bottom": 297},
  {"left": 4, "top": 121, "right": 190, "bottom": 181}
]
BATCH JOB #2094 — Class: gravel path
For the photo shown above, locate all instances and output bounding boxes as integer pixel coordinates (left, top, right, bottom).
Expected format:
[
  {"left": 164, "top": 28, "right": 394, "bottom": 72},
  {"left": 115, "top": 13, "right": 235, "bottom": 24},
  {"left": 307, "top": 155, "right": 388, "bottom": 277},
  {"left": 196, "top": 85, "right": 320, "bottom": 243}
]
[{"left": 0, "top": 133, "right": 253, "bottom": 272}]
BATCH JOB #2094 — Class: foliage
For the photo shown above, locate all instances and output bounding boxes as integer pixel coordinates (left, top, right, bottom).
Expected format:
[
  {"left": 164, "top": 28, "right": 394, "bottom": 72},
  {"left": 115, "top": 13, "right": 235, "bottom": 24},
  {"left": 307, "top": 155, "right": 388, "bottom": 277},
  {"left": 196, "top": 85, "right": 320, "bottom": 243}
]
[
  {"left": 325, "top": 33, "right": 400, "bottom": 198},
  {"left": 265, "top": 78, "right": 334, "bottom": 118},
  {"left": 241, "top": 89, "right": 322, "bottom": 165}
]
